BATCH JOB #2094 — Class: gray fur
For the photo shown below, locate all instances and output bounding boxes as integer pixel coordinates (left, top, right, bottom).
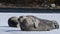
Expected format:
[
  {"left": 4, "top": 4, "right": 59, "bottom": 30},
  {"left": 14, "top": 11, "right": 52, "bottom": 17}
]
[{"left": 18, "top": 15, "right": 59, "bottom": 31}]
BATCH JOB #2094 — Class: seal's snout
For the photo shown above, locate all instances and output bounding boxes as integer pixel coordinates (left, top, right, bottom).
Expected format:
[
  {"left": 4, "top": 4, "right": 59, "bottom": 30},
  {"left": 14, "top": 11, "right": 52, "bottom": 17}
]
[
  {"left": 52, "top": 21, "right": 59, "bottom": 29},
  {"left": 55, "top": 24, "right": 59, "bottom": 29}
]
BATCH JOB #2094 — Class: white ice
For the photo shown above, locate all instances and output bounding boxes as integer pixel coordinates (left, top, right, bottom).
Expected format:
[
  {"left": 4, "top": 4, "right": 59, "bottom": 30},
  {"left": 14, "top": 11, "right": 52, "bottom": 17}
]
[{"left": 0, "top": 13, "right": 60, "bottom": 34}]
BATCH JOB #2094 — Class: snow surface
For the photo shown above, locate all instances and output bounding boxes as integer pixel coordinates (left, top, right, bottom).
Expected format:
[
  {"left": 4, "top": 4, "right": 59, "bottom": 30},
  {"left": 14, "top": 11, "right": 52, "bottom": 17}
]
[{"left": 0, "top": 13, "right": 60, "bottom": 34}]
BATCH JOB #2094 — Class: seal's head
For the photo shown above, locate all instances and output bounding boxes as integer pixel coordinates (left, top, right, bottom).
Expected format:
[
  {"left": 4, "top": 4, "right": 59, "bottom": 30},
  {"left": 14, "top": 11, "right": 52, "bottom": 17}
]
[{"left": 52, "top": 21, "right": 59, "bottom": 29}]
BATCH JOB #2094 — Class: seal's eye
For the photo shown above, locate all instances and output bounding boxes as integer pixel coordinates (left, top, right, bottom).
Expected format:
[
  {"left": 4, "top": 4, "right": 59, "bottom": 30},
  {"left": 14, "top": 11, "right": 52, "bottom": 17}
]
[
  {"left": 18, "top": 16, "right": 23, "bottom": 22},
  {"left": 55, "top": 25, "right": 57, "bottom": 28},
  {"left": 20, "top": 16, "right": 23, "bottom": 18}
]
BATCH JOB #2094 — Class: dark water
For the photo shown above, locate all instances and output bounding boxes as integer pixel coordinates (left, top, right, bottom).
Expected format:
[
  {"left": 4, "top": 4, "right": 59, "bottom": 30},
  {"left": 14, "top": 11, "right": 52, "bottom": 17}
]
[{"left": 0, "top": 8, "right": 60, "bottom": 13}]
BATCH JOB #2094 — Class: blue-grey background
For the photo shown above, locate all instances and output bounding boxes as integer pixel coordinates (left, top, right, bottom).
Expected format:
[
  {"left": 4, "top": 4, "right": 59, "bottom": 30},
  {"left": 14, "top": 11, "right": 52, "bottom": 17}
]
[
  {"left": 0, "top": 13, "right": 60, "bottom": 34},
  {"left": 0, "top": 8, "right": 60, "bottom": 13}
]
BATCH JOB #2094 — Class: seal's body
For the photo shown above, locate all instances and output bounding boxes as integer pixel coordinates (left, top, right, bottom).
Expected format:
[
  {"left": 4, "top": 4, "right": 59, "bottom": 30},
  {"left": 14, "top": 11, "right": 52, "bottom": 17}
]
[{"left": 18, "top": 15, "right": 59, "bottom": 31}]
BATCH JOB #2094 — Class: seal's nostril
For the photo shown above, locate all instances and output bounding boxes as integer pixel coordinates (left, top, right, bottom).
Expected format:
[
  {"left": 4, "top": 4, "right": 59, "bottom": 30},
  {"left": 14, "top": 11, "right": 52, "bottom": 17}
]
[{"left": 57, "top": 25, "right": 59, "bottom": 29}]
